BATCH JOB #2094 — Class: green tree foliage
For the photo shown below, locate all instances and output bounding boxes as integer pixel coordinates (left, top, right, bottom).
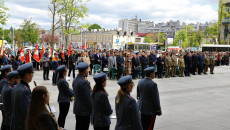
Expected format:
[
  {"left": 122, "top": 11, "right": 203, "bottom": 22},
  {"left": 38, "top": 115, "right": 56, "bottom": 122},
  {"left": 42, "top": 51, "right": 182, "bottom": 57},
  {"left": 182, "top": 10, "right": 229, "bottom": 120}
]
[
  {"left": 0, "top": 0, "right": 10, "bottom": 25},
  {"left": 0, "top": 28, "right": 12, "bottom": 43},
  {"left": 20, "top": 19, "right": 39, "bottom": 44},
  {"left": 173, "top": 29, "right": 188, "bottom": 48},
  {"left": 144, "top": 33, "right": 155, "bottom": 43},
  {"left": 157, "top": 33, "right": 166, "bottom": 43},
  {"left": 88, "top": 24, "right": 101, "bottom": 31},
  {"left": 204, "top": 23, "right": 218, "bottom": 37}
]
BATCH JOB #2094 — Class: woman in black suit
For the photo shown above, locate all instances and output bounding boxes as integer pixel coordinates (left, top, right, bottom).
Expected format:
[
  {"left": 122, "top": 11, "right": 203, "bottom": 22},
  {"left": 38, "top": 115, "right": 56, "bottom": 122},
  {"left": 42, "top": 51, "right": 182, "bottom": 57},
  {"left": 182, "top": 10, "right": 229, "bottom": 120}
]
[{"left": 26, "top": 86, "right": 59, "bottom": 130}]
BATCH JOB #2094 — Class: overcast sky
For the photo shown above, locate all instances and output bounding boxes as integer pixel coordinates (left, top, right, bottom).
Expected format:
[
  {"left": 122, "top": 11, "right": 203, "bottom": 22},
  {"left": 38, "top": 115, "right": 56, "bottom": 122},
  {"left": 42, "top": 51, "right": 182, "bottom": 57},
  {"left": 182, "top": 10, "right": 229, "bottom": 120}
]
[{"left": 4, "top": 0, "right": 218, "bottom": 30}]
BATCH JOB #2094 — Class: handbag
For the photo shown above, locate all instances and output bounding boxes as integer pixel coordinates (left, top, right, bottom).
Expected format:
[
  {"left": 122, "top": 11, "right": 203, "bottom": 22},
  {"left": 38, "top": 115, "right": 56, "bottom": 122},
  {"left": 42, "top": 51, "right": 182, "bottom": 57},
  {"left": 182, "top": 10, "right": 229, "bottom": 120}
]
[{"left": 103, "top": 67, "right": 108, "bottom": 72}]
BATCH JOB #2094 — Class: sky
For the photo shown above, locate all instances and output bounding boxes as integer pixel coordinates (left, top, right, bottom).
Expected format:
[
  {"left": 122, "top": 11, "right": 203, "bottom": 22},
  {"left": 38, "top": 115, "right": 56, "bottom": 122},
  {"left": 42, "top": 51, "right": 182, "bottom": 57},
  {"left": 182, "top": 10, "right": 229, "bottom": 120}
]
[{"left": 3, "top": 0, "right": 219, "bottom": 30}]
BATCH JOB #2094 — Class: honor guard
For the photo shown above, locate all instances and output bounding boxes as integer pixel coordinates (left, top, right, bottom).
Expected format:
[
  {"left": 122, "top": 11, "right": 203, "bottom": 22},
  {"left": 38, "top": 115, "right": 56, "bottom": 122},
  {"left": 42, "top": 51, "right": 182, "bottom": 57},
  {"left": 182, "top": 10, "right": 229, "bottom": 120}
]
[
  {"left": 11, "top": 63, "right": 34, "bottom": 130},
  {"left": 171, "top": 53, "right": 178, "bottom": 77},
  {"left": 164, "top": 53, "right": 172, "bottom": 78},
  {"left": 72, "top": 62, "right": 92, "bottom": 130},
  {"left": 178, "top": 54, "right": 185, "bottom": 77},
  {"left": 204, "top": 53, "right": 210, "bottom": 75},
  {"left": 0, "top": 65, "right": 12, "bottom": 129},
  {"left": 56, "top": 65, "right": 74, "bottom": 128},
  {"left": 92, "top": 73, "right": 113, "bottom": 130},
  {"left": 210, "top": 52, "right": 216, "bottom": 74},
  {"left": 115, "top": 75, "right": 142, "bottom": 130},
  {"left": 1, "top": 71, "right": 20, "bottom": 130}
]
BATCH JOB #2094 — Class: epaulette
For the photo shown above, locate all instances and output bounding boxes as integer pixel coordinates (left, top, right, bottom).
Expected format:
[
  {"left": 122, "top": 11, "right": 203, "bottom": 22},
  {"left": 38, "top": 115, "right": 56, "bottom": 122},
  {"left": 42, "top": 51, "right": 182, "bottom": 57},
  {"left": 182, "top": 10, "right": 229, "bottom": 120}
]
[{"left": 128, "top": 95, "right": 133, "bottom": 99}]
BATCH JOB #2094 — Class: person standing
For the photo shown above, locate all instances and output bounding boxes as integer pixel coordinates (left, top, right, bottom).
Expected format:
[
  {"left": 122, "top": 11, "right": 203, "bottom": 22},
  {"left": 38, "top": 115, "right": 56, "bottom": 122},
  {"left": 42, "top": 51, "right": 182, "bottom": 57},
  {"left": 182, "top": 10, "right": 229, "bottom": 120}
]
[
  {"left": 68, "top": 51, "right": 76, "bottom": 79},
  {"left": 42, "top": 52, "right": 50, "bottom": 80},
  {"left": 12, "top": 55, "right": 22, "bottom": 70},
  {"left": 89, "top": 51, "right": 95, "bottom": 75},
  {"left": 204, "top": 53, "right": 210, "bottom": 75},
  {"left": 116, "top": 52, "right": 124, "bottom": 80},
  {"left": 94, "top": 50, "right": 101, "bottom": 65},
  {"left": 11, "top": 63, "right": 34, "bottom": 130},
  {"left": 171, "top": 53, "right": 177, "bottom": 77},
  {"left": 137, "top": 67, "right": 162, "bottom": 130},
  {"left": 108, "top": 53, "right": 117, "bottom": 79},
  {"left": 101, "top": 53, "right": 108, "bottom": 72},
  {"left": 1, "top": 71, "right": 20, "bottom": 130},
  {"left": 192, "top": 52, "right": 198, "bottom": 75},
  {"left": 115, "top": 75, "right": 142, "bottom": 130},
  {"left": 210, "top": 52, "right": 216, "bottom": 74},
  {"left": 131, "top": 54, "right": 138, "bottom": 79},
  {"left": 83, "top": 52, "right": 91, "bottom": 73},
  {"left": 198, "top": 52, "right": 204, "bottom": 75},
  {"left": 92, "top": 73, "right": 113, "bottom": 130},
  {"left": 178, "top": 54, "right": 185, "bottom": 77},
  {"left": 140, "top": 52, "right": 148, "bottom": 79},
  {"left": 149, "top": 50, "right": 156, "bottom": 67},
  {"left": 72, "top": 62, "right": 92, "bottom": 130},
  {"left": 164, "top": 53, "right": 172, "bottom": 78},
  {"left": 156, "top": 54, "right": 164, "bottom": 78}
]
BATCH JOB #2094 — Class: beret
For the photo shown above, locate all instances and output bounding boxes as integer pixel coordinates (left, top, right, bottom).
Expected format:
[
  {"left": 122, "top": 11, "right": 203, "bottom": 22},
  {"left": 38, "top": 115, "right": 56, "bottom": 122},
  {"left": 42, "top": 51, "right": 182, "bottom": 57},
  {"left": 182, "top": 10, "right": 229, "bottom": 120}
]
[
  {"left": 117, "top": 75, "right": 132, "bottom": 86},
  {"left": 57, "top": 65, "right": 66, "bottom": 72},
  {"left": 144, "top": 67, "right": 155, "bottom": 72},
  {"left": 93, "top": 73, "right": 106, "bottom": 83},
  {"left": 17, "top": 63, "right": 33, "bottom": 73},
  {"left": 77, "top": 62, "right": 88, "bottom": 70},
  {"left": 7, "top": 71, "right": 19, "bottom": 79},
  {"left": 0, "top": 65, "right": 12, "bottom": 71}
]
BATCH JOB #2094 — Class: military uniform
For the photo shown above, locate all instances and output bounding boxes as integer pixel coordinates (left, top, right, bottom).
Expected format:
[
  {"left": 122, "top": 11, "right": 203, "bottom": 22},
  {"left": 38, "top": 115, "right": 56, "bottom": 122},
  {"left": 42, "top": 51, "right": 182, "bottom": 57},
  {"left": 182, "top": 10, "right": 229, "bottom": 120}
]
[
  {"left": 204, "top": 54, "right": 210, "bottom": 74},
  {"left": 73, "top": 62, "right": 92, "bottom": 130},
  {"left": 137, "top": 67, "right": 161, "bottom": 130},
  {"left": 164, "top": 55, "right": 172, "bottom": 78},
  {"left": 178, "top": 58, "right": 185, "bottom": 77},
  {"left": 210, "top": 55, "right": 216, "bottom": 74},
  {"left": 171, "top": 55, "right": 177, "bottom": 77},
  {"left": 140, "top": 55, "right": 148, "bottom": 78}
]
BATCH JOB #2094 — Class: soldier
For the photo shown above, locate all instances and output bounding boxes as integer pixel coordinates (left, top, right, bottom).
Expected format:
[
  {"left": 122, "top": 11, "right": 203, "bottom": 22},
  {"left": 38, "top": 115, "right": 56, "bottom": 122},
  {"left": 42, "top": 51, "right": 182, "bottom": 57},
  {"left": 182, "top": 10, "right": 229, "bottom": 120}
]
[
  {"left": 140, "top": 52, "right": 148, "bottom": 78},
  {"left": 0, "top": 65, "right": 12, "bottom": 129},
  {"left": 56, "top": 65, "right": 74, "bottom": 128},
  {"left": 115, "top": 75, "right": 142, "bottom": 130},
  {"left": 171, "top": 53, "right": 177, "bottom": 77},
  {"left": 204, "top": 53, "right": 210, "bottom": 75},
  {"left": 116, "top": 52, "right": 124, "bottom": 80},
  {"left": 164, "top": 53, "right": 172, "bottom": 78},
  {"left": 210, "top": 52, "right": 216, "bottom": 74},
  {"left": 92, "top": 73, "right": 113, "bottom": 130},
  {"left": 11, "top": 63, "right": 34, "bottom": 130},
  {"left": 1, "top": 71, "right": 20, "bottom": 130},
  {"left": 72, "top": 62, "right": 92, "bottom": 130},
  {"left": 137, "top": 67, "right": 162, "bottom": 130},
  {"left": 192, "top": 52, "right": 198, "bottom": 75},
  {"left": 178, "top": 54, "right": 185, "bottom": 77}
]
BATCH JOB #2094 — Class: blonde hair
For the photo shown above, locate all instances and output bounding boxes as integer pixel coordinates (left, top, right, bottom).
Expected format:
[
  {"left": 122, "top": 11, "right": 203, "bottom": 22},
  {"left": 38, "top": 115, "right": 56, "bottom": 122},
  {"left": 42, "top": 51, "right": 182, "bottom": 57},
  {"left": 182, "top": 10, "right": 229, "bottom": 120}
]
[{"left": 116, "top": 82, "right": 134, "bottom": 103}]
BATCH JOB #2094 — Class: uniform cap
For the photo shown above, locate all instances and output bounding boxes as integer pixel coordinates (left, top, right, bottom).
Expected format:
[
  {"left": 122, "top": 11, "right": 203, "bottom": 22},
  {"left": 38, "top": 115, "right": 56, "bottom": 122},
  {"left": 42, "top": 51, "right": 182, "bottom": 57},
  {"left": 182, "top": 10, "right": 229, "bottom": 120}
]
[
  {"left": 93, "top": 73, "right": 106, "bottom": 83},
  {"left": 144, "top": 67, "right": 155, "bottom": 72},
  {"left": 17, "top": 63, "right": 33, "bottom": 73},
  {"left": 117, "top": 75, "right": 132, "bottom": 86},
  {"left": 57, "top": 65, "right": 66, "bottom": 72},
  {"left": 0, "top": 65, "right": 12, "bottom": 71},
  {"left": 7, "top": 71, "right": 19, "bottom": 79},
  {"left": 77, "top": 62, "right": 88, "bottom": 70}
]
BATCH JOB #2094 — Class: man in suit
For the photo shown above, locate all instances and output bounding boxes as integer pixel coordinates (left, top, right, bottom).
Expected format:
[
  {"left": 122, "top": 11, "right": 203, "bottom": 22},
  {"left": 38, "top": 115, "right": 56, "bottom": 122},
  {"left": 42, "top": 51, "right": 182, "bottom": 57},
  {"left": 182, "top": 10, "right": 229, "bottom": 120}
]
[
  {"left": 116, "top": 52, "right": 124, "bottom": 80},
  {"left": 156, "top": 54, "right": 164, "bottom": 78},
  {"left": 108, "top": 53, "right": 117, "bottom": 79},
  {"left": 137, "top": 67, "right": 162, "bottom": 130},
  {"left": 72, "top": 62, "right": 92, "bottom": 130},
  {"left": 11, "top": 63, "right": 34, "bottom": 130},
  {"left": 140, "top": 52, "right": 148, "bottom": 78},
  {"left": 131, "top": 54, "right": 139, "bottom": 79},
  {"left": 198, "top": 52, "right": 204, "bottom": 75},
  {"left": 192, "top": 52, "right": 198, "bottom": 75},
  {"left": 68, "top": 51, "right": 76, "bottom": 78},
  {"left": 94, "top": 50, "right": 101, "bottom": 65},
  {"left": 149, "top": 50, "right": 157, "bottom": 67}
]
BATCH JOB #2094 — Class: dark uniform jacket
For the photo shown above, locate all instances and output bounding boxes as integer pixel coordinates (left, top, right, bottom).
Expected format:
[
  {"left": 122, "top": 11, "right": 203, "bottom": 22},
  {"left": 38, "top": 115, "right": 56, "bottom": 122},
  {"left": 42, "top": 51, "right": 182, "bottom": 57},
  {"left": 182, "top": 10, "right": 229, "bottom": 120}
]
[
  {"left": 92, "top": 91, "right": 113, "bottom": 127},
  {"left": 57, "top": 78, "right": 74, "bottom": 103},
  {"left": 38, "top": 111, "right": 59, "bottom": 130},
  {"left": 0, "top": 77, "right": 7, "bottom": 110},
  {"left": 117, "top": 56, "right": 124, "bottom": 70},
  {"left": 94, "top": 54, "right": 101, "bottom": 65},
  {"left": 140, "top": 56, "right": 148, "bottom": 68},
  {"left": 198, "top": 54, "right": 204, "bottom": 66},
  {"left": 69, "top": 54, "right": 76, "bottom": 66},
  {"left": 192, "top": 55, "right": 198, "bottom": 66},
  {"left": 149, "top": 54, "right": 156, "bottom": 67},
  {"left": 156, "top": 57, "right": 164, "bottom": 69},
  {"left": 131, "top": 57, "right": 139, "bottom": 69},
  {"left": 1, "top": 82, "right": 14, "bottom": 126},
  {"left": 11, "top": 80, "right": 31, "bottom": 130},
  {"left": 72, "top": 74, "right": 92, "bottom": 116},
  {"left": 115, "top": 93, "right": 142, "bottom": 130},
  {"left": 137, "top": 78, "right": 161, "bottom": 116}
]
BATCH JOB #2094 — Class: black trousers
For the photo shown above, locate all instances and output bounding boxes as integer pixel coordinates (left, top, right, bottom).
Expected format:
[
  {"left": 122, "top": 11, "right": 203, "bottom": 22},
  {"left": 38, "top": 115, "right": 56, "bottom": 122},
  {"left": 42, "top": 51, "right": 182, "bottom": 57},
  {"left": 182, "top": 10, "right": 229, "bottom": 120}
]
[
  {"left": 198, "top": 64, "right": 203, "bottom": 74},
  {"left": 192, "top": 65, "right": 197, "bottom": 75},
  {"left": 94, "top": 126, "right": 110, "bottom": 130},
  {"left": 68, "top": 65, "right": 75, "bottom": 78},
  {"left": 142, "top": 66, "right": 147, "bottom": 79},
  {"left": 131, "top": 67, "right": 138, "bottom": 79},
  {"left": 117, "top": 69, "right": 122, "bottom": 80},
  {"left": 141, "top": 114, "right": 156, "bottom": 130},
  {"left": 75, "top": 115, "right": 90, "bottom": 130},
  {"left": 43, "top": 67, "right": 49, "bottom": 80},
  {"left": 157, "top": 67, "right": 163, "bottom": 78},
  {"left": 52, "top": 70, "right": 57, "bottom": 85},
  {"left": 58, "top": 102, "right": 70, "bottom": 128}
]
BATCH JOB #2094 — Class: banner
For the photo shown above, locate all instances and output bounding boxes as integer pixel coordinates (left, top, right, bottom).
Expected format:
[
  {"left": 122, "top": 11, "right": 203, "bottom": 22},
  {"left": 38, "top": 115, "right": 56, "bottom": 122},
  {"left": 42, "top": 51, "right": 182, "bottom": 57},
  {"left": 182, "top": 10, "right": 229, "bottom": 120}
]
[
  {"left": 68, "top": 43, "right": 71, "bottom": 56},
  {"left": 40, "top": 43, "right": 45, "bottom": 59},
  {"left": 33, "top": 44, "right": 40, "bottom": 62},
  {"left": 26, "top": 50, "right": 31, "bottom": 63},
  {"left": 61, "top": 44, "right": 65, "bottom": 59},
  {"left": 20, "top": 47, "right": 25, "bottom": 63}
]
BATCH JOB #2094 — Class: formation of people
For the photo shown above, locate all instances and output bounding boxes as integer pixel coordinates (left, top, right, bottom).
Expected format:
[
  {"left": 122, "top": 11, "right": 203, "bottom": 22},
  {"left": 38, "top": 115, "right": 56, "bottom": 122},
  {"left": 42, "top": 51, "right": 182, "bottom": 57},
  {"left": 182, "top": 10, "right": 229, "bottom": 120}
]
[{"left": 0, "top": 62, "right": 161, "bottom": 130}]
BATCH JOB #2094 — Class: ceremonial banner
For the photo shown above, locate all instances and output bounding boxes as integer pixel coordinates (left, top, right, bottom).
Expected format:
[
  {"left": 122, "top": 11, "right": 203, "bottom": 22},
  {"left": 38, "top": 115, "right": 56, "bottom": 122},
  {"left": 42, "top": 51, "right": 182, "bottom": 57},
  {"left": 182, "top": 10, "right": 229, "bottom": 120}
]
[
  {"left": 33, "top": 44, "right": 40, "bottom": 62},
  {"left": 68, "top": 43, "right": 71, "bottom": 56},
  {"left": 61, "top": 44, "right": 65, "bottom": 59},
  {"left": 20, "top": 47, "right": 25, "bottom": 63},
  {"left": 40, "top": 43, "right": 45, "bottom": 59},
  {"left": 26, "top": 50, "right": 32, "bottom": 63}
]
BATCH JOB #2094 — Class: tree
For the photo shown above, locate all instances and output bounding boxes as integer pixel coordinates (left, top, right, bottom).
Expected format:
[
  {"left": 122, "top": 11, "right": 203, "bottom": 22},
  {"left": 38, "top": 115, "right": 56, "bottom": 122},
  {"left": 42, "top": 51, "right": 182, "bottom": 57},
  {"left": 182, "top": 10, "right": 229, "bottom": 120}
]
[
  {"left": 157, "top": 33, "right": 166, "bottom": 43},
  {"left": 144, "top": 33, "right": 155, "bottom": 43},
  {"left": 20, "top": 19, "right": 39, "bottom": 44},
  {"left": 88, "top": 24, "right": 101, "bottom": 31},
  {"left": 0, "top": 28, "right": 12, "bottom": 43},
  {"left": 41, "top": 34, "right": 59, "bottom": 44},
  {"left": 16, "top": 30, "right": 22, "bottom": 48},
  {"left": 58, "top": 0, "right": 89, "bottom": 47},
  {"left": 173, "top": 29, "right": 188, "bottom": 48},
  {"left": 0, "top": 0, "right": 10, "bottom": 25}
]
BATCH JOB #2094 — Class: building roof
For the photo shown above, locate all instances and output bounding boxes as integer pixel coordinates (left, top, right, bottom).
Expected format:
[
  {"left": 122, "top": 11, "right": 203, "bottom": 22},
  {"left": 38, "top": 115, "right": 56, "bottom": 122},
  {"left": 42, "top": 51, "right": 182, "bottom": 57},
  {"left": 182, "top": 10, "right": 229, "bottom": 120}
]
[{"left": 136, "top": 33, "right": 148, "bottom": 37}]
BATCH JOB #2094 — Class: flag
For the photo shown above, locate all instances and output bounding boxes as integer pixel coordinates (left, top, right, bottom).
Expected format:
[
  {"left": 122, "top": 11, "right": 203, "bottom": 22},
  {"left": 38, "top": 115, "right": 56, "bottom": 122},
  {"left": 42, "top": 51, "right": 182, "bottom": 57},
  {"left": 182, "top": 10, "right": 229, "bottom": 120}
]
[
  {"left": 26, "top": 50, "right": 31, "bottom": 63},
  {"left": 33, "top": 44, "right": 40, "bottom": 62},
  {"left": 40, "top": 43, "right": 45, "bottom": 59},
  {"left": 0, "top": 41, "right": 4, "bottom": 55},
  {"left": 49, "top": 47, "right": 52, "bottom": 58},
  {"left": 68, "top": 43, "right": 71, "bottom": 56},
  {"left": 20, "top": 47, "right": 25, "bottom": 63},
  {"left": 61, "top": 44, "right": 65, "bottom": 59}
]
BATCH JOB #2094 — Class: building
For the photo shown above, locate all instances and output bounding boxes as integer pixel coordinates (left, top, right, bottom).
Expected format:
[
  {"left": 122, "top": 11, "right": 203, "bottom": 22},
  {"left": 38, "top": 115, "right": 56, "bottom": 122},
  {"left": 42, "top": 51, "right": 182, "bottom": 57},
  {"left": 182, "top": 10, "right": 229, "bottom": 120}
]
[{"left": 220, "top": 0, "right": 230, "bottom": 45}]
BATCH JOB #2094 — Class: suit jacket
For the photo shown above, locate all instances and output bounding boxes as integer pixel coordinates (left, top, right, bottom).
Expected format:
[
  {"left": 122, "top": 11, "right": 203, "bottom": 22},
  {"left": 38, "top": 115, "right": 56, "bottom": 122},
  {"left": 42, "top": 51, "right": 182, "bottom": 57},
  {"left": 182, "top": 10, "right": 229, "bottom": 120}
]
[
  {"left": 156, "top": 57, "right": 164, "bottom": 69},
  {"left": 108, "top": 56, "right": 117, "bottom": 69},
  {"left": 94, "top": 54, "right": 101, "bottom": 65},
  {"left": 149, "top": 54, "right": 156, "bottom": 67},
  {"left": 57, "top": 78, "right": 74, "bottom": 103},
  {"left": 102, "top": 57, "right": 108, "bottom": 69},
  {"left": 38, "top": 111, "right": 59, "bottom": 130},
  {"left": 131, "top": 57, "right": 139, "bottom": 69},
  {"left": 116, "top": 56, "right": 124, "bottom": 70},
  {"left": 92, "top": 91, "right": 113, "bottom": 127},
  {"left": 11, "top": 80, "right": 31, "bottom": 130},
  {"left": 72, "top": 74, "right": 92, "bottom": 116},
  {"left": 0, "top": 78, "right": 7, "bottom": 110},
  {"left": 137, "top": 78, "right": 161, "bottom": 116},
  {"left": 115, "top": 94, "right": 142, "bottom": 130}
]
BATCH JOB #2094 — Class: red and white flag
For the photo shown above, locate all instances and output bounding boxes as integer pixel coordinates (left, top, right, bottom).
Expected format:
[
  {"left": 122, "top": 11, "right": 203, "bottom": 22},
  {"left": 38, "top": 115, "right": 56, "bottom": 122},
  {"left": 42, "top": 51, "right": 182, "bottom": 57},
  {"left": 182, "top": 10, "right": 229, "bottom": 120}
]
[
  {"left": 61, "top": 44, "right": 65, "bottom": 59},
  {"left": 26, "top": 50, "right": 32, "bottom": 63},
  {"left": 40, "top": 43, "right": 45, "bottom": 59},
  {"left": 68, "top": 43, "right": 71, "bottom": 56},
  {"left": 33, "top": 44, "right": 40, "bottom": 62},
  {"left": 20, "top": 47, "right": 25, "bottom": 63},
  {"left": 49, "top": 47, "right": 52, "bottom": 58}
]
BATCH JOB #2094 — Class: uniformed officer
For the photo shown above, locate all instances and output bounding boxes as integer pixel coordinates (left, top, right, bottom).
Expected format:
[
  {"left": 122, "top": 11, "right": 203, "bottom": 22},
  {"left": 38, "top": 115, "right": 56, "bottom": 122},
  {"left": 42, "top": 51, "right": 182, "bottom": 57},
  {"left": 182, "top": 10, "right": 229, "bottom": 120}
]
[
  {"left": 210, "top": 52, "right": 216, "bottom": 74},
  {"left": 204, "top": 53, "right": 210, "bottom": 75},
  {"left": 0, "top": 65, "right": 12, "bottom": 129},
  {"left": 57, "top": 65, "right": 74, "bottom": 128},
  {"left": 116, "top": 52, "right": 124, "bottom": 80},
  {"left": 164, "top": 53, "right": 172, "bottom": 78},
  {"left": 115, "top": 75, "right": 142, "bottom": 130},
  {"left": 178, "top": 54, "right": 185, "bottom": 77},
  {"left": 11, "top": 63, "right": 34, "bottom": 130},
  {"left": 171, "top": 53, "right": 177, "bottom": 77},
  {"left": 92, "top": 73, "right": 113, "bottom": 130},
  {"left": 137, "top": 67, "right": 162, "bottom": 130},
  {"left": 140, "top": 52, "right": 148, "bottom": 79},
  {"left": 72, "top": 62, "right": 92, "bottom": 130},
  {"left": 1, "top": 71, "right": 20, "bottom": 130}
]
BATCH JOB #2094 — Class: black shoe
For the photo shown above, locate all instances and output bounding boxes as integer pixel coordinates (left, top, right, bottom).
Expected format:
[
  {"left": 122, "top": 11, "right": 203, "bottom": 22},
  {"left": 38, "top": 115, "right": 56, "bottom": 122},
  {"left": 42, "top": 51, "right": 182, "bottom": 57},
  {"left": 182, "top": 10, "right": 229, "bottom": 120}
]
[
  {"left": 52, "top": 84, "right": 56, "bottom": 86},
  {"left": 47, "top": 78, "right": 50, "bottom": 80}
]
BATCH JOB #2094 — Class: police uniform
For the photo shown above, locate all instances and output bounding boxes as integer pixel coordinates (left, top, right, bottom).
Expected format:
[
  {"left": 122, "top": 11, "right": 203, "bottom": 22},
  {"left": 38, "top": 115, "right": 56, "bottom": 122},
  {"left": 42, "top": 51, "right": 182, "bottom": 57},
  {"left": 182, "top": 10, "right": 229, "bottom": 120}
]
[
  {"left": 1, "top": 71, "right": 19, "bottom": 130},
  {"left": 72, "top": 62, "right": 92, "bottom": 130},
  {"left": 137, "top": 67, "right": 161, "bottom": 130},
  {"left": 11, "top": 63, "right": 33, "bottom": 130},
  {"left": 115, "top": 75, "right": 142, "bottom": 130},
  {"left": 0, "top": 65, "right": 12, "bottom": 129},
  {"left": 171, "top": 55, "right": 177, "bottom": 77},
  {"left": 209, "top": 54, "right": 216, "bottom": 74},
  {"left": 178, "top": 56, "right": 185, "bottom": 77},
  {"left": 92, "top": 73, "right": 113, "bottom": 130},
  {"left": 164, "top": 55, "right": 172, "bottom": 78},
  {"left": 56, "top": 65, "right": 74, "bottom": 128}
]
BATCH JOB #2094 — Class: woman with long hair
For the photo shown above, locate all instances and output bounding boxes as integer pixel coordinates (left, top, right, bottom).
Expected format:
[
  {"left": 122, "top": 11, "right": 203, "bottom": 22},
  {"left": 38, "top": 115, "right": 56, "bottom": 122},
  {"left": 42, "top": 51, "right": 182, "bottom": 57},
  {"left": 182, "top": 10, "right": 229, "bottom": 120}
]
[
  {"left": 92, "top": 73, "right": 113, "bottom": 130},
  {"left": 56, "top": 65, "right": 74, "bottom": 128},
  {"left": 83, "top": 52, "right": 91, "bottom": 72},
  {"left": 115, "top": 75, "right": 142, "bottom": 130},
  {"left": 26, "top": 86, "right": 59, "bottom": 130}
]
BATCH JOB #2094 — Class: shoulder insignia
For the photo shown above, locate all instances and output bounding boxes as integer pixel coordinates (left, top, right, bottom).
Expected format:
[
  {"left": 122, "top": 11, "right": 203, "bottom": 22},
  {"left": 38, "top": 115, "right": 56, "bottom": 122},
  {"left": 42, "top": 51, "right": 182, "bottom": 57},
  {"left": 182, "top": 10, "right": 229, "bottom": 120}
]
[
  {"left": 101, "top": 91, "right": 104, "bottom": 93},
  {"left": 128, "top": 95, "right": 133, "bottom": 99}
]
